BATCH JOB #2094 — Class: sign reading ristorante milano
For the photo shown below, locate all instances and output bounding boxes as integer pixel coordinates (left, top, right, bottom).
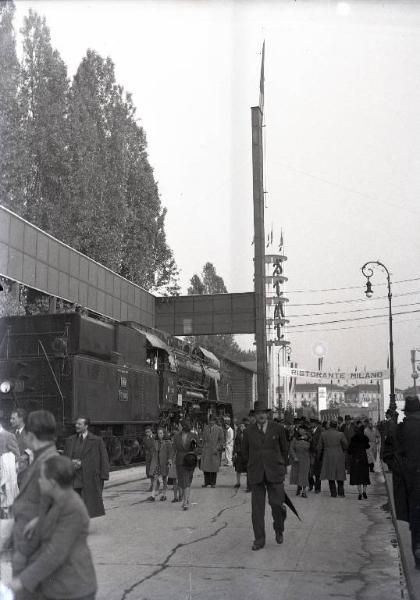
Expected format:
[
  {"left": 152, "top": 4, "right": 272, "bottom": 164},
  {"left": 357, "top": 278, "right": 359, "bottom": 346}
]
[{"left": 279, "top": 368, "right": 390, "bottom": 381}]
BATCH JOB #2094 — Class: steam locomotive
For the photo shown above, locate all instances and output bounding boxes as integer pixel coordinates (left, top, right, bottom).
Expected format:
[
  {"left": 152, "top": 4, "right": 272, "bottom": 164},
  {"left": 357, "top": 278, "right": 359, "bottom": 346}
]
[{"left": 0, "top": 313, "right": 231, "bottom": 464}]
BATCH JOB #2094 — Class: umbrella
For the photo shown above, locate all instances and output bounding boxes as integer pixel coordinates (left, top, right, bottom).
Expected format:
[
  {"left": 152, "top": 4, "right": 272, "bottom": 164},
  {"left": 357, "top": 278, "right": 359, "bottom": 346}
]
[{"left": 284, "top": 492, "right": 302, "bottom": 521}]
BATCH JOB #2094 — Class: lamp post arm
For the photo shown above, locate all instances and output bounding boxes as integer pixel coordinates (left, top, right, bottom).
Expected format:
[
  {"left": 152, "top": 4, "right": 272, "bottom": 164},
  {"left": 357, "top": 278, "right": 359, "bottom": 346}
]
[{"left": 361, "top": 259, "right": 396, "bottom": 419}]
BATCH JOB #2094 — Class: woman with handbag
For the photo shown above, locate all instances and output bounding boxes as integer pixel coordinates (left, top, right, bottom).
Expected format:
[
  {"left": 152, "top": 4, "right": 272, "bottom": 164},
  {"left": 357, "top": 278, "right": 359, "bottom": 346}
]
[
  {"left": 172, "top": 420, "right": 199, "bottom": 510},
  {"left": 233, "top": 420, "right": 248, "bottom": 488}
]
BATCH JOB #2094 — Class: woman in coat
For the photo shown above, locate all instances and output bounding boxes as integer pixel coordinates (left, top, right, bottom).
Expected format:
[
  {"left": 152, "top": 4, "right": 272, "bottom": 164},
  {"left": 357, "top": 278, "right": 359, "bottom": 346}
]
[
  {"left": 233, "top": 420, "right": 248, "bottom": 488},
  {"left": 348, "top": 422, "right": 370, "bottom": 500},
  {"left": 173, "top": 420, "right": 199, "bottom": 510},
  {"left": 200, "top": 417, "right": 225, "bottom": 488},
  {"left": 289, "top": 426, "right": 311, "bottom": 497},
  {"left": 147, "top": 427, "right": 173, "bottom": 502},
  {"left": 318, "top": 421, "right": 348, "bottom": 497}
]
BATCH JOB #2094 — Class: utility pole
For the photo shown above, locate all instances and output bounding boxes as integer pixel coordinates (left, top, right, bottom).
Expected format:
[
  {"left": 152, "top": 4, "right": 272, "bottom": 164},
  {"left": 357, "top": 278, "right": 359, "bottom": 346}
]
[{"left": 252, "top": 42, "right": 268, "bottom": 407}]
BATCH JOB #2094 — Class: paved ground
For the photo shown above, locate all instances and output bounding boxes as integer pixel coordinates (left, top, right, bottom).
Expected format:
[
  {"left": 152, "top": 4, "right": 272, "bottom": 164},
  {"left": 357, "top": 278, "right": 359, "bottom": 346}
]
[{"left": 87, "top": 465, "right": 407, "bottom": 600}]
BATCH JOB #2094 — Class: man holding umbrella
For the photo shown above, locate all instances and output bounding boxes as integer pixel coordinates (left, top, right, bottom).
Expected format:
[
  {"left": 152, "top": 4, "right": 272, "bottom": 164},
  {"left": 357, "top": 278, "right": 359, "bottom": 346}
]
[{"left": 242, "top": 401, "right": 290, "bottom": 551}]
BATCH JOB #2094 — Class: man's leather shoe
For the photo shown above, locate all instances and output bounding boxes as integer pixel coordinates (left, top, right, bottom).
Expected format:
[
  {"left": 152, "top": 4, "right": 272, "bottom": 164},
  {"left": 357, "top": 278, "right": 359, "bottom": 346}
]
[
  {"left": 275, "top": 532, "right": 284, "bottom": 544},
  {"left": 252, "top": 541, "right": 265, "bottom": 551}
]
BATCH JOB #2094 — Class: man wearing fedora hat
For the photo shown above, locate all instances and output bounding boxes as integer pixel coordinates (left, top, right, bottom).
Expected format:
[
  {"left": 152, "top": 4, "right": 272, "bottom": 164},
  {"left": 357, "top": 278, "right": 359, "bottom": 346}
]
[
  {"left": 242, "top": 400, "right": 288, "bottom": 551},
  {"left": 394, "top": 396, "right": 420, "bottom": 569}
]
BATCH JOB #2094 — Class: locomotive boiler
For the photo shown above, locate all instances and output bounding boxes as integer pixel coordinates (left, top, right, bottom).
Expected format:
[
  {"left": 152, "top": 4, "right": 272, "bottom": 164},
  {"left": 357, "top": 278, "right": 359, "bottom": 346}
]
[{"left": 0, "top": 313, "right": 229, "bottom": 464}]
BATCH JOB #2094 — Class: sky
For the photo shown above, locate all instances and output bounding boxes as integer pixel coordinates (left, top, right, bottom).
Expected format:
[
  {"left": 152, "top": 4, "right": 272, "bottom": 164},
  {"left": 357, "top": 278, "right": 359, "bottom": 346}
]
[{"left": 13, "top": 0, "right": 420, "bottom": 387}]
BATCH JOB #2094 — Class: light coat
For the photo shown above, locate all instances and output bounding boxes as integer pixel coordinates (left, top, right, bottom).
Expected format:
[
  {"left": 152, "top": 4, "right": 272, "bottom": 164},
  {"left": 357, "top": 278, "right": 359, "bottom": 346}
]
[
  {"left": 64, "top": 432, "right": 109, "bottom": 518},
  {"left": 318, "top": 429, "right": 348, "bottom": 481},
  {"left": 0, "top": 428, "right": 20, "bottom": 458},
  {"left": 200, "top": 424, "right": 224, "bottom": 473},
  {"left": 242, "top": 422, "right": 288, "bottom": 485},
  {"left": 289, "top": 437, "right": 311, "bottom": 487},
  {"left": 364, "top": 426, "right": 379, "bottom": 465},
  {"left": 224, "top": 426, "right": 234, "bottom": 464},
  {"left": 19, "top": 490, "right": 97, "bottom": 599}
]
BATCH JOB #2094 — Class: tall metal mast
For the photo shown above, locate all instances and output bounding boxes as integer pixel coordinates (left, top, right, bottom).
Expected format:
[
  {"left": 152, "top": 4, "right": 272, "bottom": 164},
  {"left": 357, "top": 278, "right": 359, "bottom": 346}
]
[{"left": 252, "top": 42, "right": 268, "bottom": 407}]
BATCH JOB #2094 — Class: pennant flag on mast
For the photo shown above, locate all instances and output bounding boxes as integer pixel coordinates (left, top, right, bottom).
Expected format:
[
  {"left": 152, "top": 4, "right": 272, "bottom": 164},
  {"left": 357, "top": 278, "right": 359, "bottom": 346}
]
[{"left": 259, "top": 41, "right": 265, "bottom": 112}]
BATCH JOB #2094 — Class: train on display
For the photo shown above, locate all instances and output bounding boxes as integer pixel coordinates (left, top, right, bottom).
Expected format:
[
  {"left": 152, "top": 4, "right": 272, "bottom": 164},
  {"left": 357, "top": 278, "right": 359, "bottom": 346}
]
[{"left": 0, "top": 312, "right": 232, "bottom": 464}]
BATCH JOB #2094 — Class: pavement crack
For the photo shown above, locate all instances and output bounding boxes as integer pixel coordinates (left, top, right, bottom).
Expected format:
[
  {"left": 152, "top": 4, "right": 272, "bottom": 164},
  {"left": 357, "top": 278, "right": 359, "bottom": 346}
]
[
  {"left": 211, "top": 500, "right": 247, "bottom": 523},
  {"left": 120, "top": 521, "right": 229, "bottom": 599}
]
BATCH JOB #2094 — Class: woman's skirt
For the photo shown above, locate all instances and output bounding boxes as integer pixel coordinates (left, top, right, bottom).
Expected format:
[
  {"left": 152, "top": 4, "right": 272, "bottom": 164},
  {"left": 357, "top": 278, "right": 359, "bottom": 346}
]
[
  {"left": 176, "top": 464, "right": 195, "bottom": 489},
  {"left": 233, "top": 454, "right": 247, "bottom": 474},
  {"left": 350, "top": 455, "right": 370, "bottom": 486}
]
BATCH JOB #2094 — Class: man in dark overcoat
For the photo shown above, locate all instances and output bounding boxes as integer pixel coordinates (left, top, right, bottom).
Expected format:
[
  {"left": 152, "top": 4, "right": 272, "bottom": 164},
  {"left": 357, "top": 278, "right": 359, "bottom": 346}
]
[
  {"left": 242, "top": 401, "right": 288, "bottom": 551},
  {"left": 10, "top": 408, "right": 30, "bottom": 487},
  {"left": 393, "top": 396, "right": 420, "bottom": 570},
  {"left": 64, "top": 416, "right": 109, "bottom": 518},
  {"left": 308, "top": 418, "right": 322, "bottom": 493}
]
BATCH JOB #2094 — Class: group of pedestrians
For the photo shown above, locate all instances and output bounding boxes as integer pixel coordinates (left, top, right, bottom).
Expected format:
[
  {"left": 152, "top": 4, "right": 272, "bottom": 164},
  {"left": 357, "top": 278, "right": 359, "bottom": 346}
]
[
  {"left": 142, "top": 415, "right": 236, "bottom": 509},
  {"left": 0, "top": 410, "right": 100, "bottom": 600},
  {"left": 144, "top": 420, "right": 199, "bottom": 509},
  {"left": 287, "top": 414, "right": 382, "bottom": 499}
]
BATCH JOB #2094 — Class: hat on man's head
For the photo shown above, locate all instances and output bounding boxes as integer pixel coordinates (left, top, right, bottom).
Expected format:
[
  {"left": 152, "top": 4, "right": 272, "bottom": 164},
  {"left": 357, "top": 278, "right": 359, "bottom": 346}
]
[
  {"left": 404, "top": 396, "right": 420, "bottom": 413},
  {"left": 253, "top": 401, "right": 269, "bottom": 413}
]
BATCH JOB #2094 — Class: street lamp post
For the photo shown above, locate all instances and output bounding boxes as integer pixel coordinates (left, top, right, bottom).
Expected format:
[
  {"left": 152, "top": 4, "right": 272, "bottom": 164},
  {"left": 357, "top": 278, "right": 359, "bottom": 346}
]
[{"left": 361, "top": 261, "right": 396, "bottom": 419}]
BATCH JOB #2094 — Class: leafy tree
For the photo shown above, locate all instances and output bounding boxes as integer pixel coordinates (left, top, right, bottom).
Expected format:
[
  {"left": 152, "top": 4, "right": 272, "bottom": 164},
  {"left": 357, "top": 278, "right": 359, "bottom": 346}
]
[
  {"left": 68, "top": 50, "right": 179, "bottom": 292},
  {"left": 18, "top": 10, "right": 70, "bottom": 233},
  {"left": 1, "top": 8, "right": 179, "bottom": 310},
  {"left": 0, "top": 0, "right": 23, "bottom": 208},
  {"left": 0, "top": 279, "right": 25, "bottom": 317},
  {"left": 187, "top": 263, "right": 256, "bottom": 362}
]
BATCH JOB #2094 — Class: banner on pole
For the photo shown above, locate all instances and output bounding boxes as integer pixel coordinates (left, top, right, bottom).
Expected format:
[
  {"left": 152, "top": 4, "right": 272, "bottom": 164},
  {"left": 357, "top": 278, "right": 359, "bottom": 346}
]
[{"left": 279, "top": 367, "right": 389, "bottom": 381}]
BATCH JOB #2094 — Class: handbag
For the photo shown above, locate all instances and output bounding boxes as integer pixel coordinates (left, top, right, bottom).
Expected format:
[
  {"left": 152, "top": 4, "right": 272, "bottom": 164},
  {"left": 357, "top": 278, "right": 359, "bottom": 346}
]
[{"left": 183, "top": 452, "right": 198, "bottom": 470}]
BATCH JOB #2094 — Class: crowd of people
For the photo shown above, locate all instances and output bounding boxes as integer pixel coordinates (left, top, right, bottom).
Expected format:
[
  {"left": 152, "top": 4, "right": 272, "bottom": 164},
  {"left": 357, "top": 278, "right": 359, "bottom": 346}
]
[{"left": 1, "top": 397, "right": 420, "bottom": 597}]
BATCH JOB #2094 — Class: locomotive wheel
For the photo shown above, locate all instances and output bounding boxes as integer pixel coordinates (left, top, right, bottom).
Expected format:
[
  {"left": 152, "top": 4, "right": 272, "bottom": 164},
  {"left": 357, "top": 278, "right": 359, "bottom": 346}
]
[
  {"left": 131, "top": 439, "right": 140, "bottom": 459},
  {"left": 120, "top": 442, "right": 133, "bottom": 466},
  {"left": 108, "top": 437, "right": 122, "bottom": 465}
]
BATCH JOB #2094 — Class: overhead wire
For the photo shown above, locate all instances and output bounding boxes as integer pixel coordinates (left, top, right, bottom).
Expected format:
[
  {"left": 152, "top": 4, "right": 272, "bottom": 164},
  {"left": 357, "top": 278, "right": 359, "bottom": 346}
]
[
  {"left": 287, "top": 276, "right": 420, "bottom": 294},
  {"left": 288, "top": 307, "right": 420, "bottom": 329},
  {"left": 288, "top": 289, "right": 420, "bottom": 308},
  {"left": 288, "top": 316, "right": 420, "bottom": 334},
  {"left": 287, "top": 300, "right": 420, "bottom": 319}
]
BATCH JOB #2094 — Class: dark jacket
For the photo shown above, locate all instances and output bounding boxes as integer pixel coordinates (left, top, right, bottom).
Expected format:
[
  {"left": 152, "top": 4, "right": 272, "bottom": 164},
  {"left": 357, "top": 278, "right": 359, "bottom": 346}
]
[
  {"left": 391, "top": 413, "right": 420, "bottom": 522},
  {"left": 19, "top": 490, "right": 97, "bottom": 599},
  {"left": 233, "top": 429, "right": 247, "bottom": 473},
  {"left": 64, "top": 432, "right": 109, "bottom": 518},
  {"left": 11, "top": 443, "right": 58, "bottom": 573},
  {"left": 348, "top": 432, "right": 370, "bottom": 486},
  {"left": 340, "top": 422, "right": 356, "bottom": 443},
  {"left": 13, "top": 427, "right": 28, "bottom": 456},
  {"left": 242, "top": 422, "right": 288, "bottom": 485},
  {"left": 173, "top": 431, "right": 199, "bottom": 466}
]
